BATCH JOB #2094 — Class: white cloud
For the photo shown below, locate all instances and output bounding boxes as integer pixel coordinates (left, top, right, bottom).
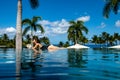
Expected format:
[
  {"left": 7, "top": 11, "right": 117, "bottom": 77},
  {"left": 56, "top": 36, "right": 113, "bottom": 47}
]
[
  {"left": 0, "top": 27, "right": 16, "bottom": 39},
  {"left": 39, "top": 19, "right": 70, "bottom": 36},
  {"left": 52, "top": 27, "right": 67, "bottom": 34},
  {"left": 115, "top": 20, "right": 120, "bottom": 27},
  {"left": 6, "top": 27, "right": 16, "bottom": 33},
  {"left": 38, "top": 16, "right": 90, "bottom": 37},
  {"left": 40, "top": 20, "right": 51, "bottom": 26},
  {"left": 0, "top": 27, "right": 16, "bottom": 34},
  {"left": 76, "top": 16, "right": 90, "bottom": 22},
  {"left": 0, "top": 16, "right": 91, "bottom": 40},
  {"left": 59, "top": 19, "right": 70, "bottom": 27},
  {"left": 98, "top": 22, "right": 106, "bottom": 28},
  {"left": 0, "top": 29, "right": 5, "bottom": 35}
]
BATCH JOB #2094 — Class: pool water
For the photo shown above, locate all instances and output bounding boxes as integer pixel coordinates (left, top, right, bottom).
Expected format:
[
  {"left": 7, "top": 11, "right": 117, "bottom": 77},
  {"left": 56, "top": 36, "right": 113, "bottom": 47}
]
[{"left": 0, "top": 48, "right": 120, "bottom": 80}]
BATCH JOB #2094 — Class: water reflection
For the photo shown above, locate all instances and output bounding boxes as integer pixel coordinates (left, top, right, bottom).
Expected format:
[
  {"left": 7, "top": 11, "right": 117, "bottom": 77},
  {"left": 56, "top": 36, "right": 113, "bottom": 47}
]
[
  {"left": 16, "top": 49, "right": 22, "bottom": 80},
  {"left": 92, "top": 48, "right": 120, "bottom": 61},
  {"left": 21, "top": 49, "right": 43, "bottom": 72},
  {"left": 2, "top": 48, "right": 120, "bottom": 80},
  {"left": 0, "top": 48, "right": 8, "bottom": 53},
  {"left": 15, "top": 49, "right": 43, "bottom": 80},
  {"left": 67, "top": 49, "right": 88, "bottom": 68}
]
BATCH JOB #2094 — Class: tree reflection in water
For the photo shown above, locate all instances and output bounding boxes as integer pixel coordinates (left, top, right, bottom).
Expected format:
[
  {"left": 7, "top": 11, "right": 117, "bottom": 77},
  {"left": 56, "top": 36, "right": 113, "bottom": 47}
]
[
  {"left": 67, "top": 49, "right": 88, "bottom": 68},
  {"left": 93, "top": 48, "right": 120, "bottom": 61},
  {"left": 21, "top": 50, "right": 43, "bottom": 72}
]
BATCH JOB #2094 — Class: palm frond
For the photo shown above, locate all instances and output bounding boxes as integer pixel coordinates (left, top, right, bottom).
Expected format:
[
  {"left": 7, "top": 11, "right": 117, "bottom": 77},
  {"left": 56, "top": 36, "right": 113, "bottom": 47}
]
[
  {"left": 113, "top": 1, "right": 119, "bottom": 14},
  {"left": 22, "top": 16, "right": 45, "bottom": 37},
  {"left": 103, "top": 0, "right": 119, "bottom": 18},
  {"left": 36, "top": 24, "right": 45, "bottom": 33},
  {"left": 103, "top": 2, "right": 111, "bottom": 18},
  {"left": 32, "top": 16, "right": 42, "bottom": 23},
  {"left": 82, "top": 26, "right": 88, "bottom": 34},
  {"left": 22, "top": 26, "right": 31, "bottom": 36},
  {"left": 29, "top": 0, "right": 39, "bottom": 9},
  {"left": 67, "top": 26, "right": 74, "bottom": 33},
  {"left": 32, "top": 24, "right": 37, "bottom": 32},
  {"left": 22, "top": 19, "right": 31, "bottom": 26},
  {"left": 77, "top": 20, "right": 84, "bottom": 24},
  {"left": 69, "top": 21, "right": 76, "bottom": 25}
]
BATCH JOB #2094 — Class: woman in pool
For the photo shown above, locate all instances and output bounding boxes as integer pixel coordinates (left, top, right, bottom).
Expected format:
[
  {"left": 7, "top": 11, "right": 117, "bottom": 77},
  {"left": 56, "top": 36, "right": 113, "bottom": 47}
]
[
  {"left": 32, "top": 38, "right": 42, "bottom": 53},
  {"left": 26, "top": 39, "right": 60, "bottom": 53},
  {"left": 31, "top": 38, "right": 60, "bottom": 53}
]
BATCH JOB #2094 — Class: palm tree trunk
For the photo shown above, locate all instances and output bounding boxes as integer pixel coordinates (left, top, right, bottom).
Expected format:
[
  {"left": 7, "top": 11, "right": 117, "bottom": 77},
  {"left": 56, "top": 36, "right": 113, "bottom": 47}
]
[
  {"left": 16, "top": 0, "right": 22, "bottom": 52},
  {"left": 16, "top": 0, "right": 22, "bottom": 76}
]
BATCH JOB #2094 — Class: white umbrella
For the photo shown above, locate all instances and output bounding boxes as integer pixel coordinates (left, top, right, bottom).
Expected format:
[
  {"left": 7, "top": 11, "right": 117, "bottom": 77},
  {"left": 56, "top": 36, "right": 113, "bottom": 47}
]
[
  {"left": 67, "top": 44, "right": 89, "bottom": 49},
  {"left": 108, "top": 45, "right": 120, "bottom": 48}
]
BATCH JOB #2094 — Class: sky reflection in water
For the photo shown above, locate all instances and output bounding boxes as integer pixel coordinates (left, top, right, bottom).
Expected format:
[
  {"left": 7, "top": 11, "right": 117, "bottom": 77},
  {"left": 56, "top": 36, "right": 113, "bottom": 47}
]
[{"left": 0, "top": 48, "right": 120, "bottom": 80}]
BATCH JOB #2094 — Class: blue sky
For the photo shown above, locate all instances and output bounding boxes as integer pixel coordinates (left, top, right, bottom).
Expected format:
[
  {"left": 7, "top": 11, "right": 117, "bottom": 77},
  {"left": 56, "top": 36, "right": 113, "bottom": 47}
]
[{"left": 0, "top": 0, "right": 120, "bottom": 44}]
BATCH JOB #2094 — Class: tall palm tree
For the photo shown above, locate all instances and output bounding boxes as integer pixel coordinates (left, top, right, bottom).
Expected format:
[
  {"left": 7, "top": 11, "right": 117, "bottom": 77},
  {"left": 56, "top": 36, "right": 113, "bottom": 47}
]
[
  {"left": 67, "top": 20, "right": 88, "bottom": 44},
  {"left": 16, "top": 0, "right": 39, "bottom": 52},
  {"left": 103, "top": 0, "right": 119, "bottom": 18},
  {"left": 68, "top": 31, "right": 76, "bottom": 44},
  {"left": 16, "top": 0, "right": 39, "bottom": 77},
  {"left": 22, "top": 16, "right": 45, "bottom": 44}
]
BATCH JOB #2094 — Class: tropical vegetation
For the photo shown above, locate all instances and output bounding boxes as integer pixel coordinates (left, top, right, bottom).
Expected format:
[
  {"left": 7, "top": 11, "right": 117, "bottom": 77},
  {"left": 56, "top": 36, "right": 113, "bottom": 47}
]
[
  {"left": 91, "top": 32, "right": 120, "bottom": 47},
  {"left": 22, "top": 16, "right": 45, "bottom": 45},
  {"left": 102, "top": 0, "right": 120, "bottom": 47},
  {"left": 58, "top": 41, "right": 70, "bottom": 47},
  {"left": 0, "top": 34, "right": 50, "bottom": 48},
  {"left": 0, "top": 34, "right": 15, "bottom": 48},
  {"left": 67, "top": 20, "right": 88, "bottom": 45},
  {"left": 14, "top": 0, "right": 120, "bottom": 51},
  {"left": 1, "top": 31, "right": 120, "bottom": 48},
  {"left": 103, "top": 0, "right": 120, "bottom": 18}
]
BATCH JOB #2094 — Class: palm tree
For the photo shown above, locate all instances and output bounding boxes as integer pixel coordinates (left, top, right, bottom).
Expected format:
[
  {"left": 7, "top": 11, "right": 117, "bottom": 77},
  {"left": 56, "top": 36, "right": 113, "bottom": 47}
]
[
  {"left": 67, "top": 20, "right": 88, "bottom": 44},
  {"left": 16, "top": 0, "right": 39, "bottom": 52},
  {"left": 97, "top": 36, "right": 104, "bottom": 47},
  {"left": 114, "top": 33, "right": 119, "bottom": 45},
  {"left": 64, "top": 41, "right": 70, "bottom": 47},
  {"left": 108, "top": 35, "right": 115, "bottom": 46},
  {"left": 103, "top": 0, "right": 119, "bottom": 18},
  {"left": 16, "top": 0, "right": 39, "bottom": 77},
  {"left": 59, "top": 41, "right": 64, "bottom": 47},
  {"left": 92, "top": 35, "right": 98, "bottom": 45},
  {"left": 80, "top": 36, "right": 88, "bottom": 45},
  {"left": 2, "top": 34, "right": 9, "bottom": 42},
  {"left": 22, "top": 16, "right": 45, "bottom": 45},
  {"left": 101, "top": 32, "right": 110, "bottom": 46},
  {"left": 68, "top": 31, "right": 76, "bottom": 44}
]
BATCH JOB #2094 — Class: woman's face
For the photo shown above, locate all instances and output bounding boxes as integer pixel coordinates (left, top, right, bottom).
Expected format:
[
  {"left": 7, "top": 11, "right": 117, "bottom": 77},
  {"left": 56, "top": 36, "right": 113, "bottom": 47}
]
[{"left": 33, "top": 39, "right": 37, "bottom": 44}]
